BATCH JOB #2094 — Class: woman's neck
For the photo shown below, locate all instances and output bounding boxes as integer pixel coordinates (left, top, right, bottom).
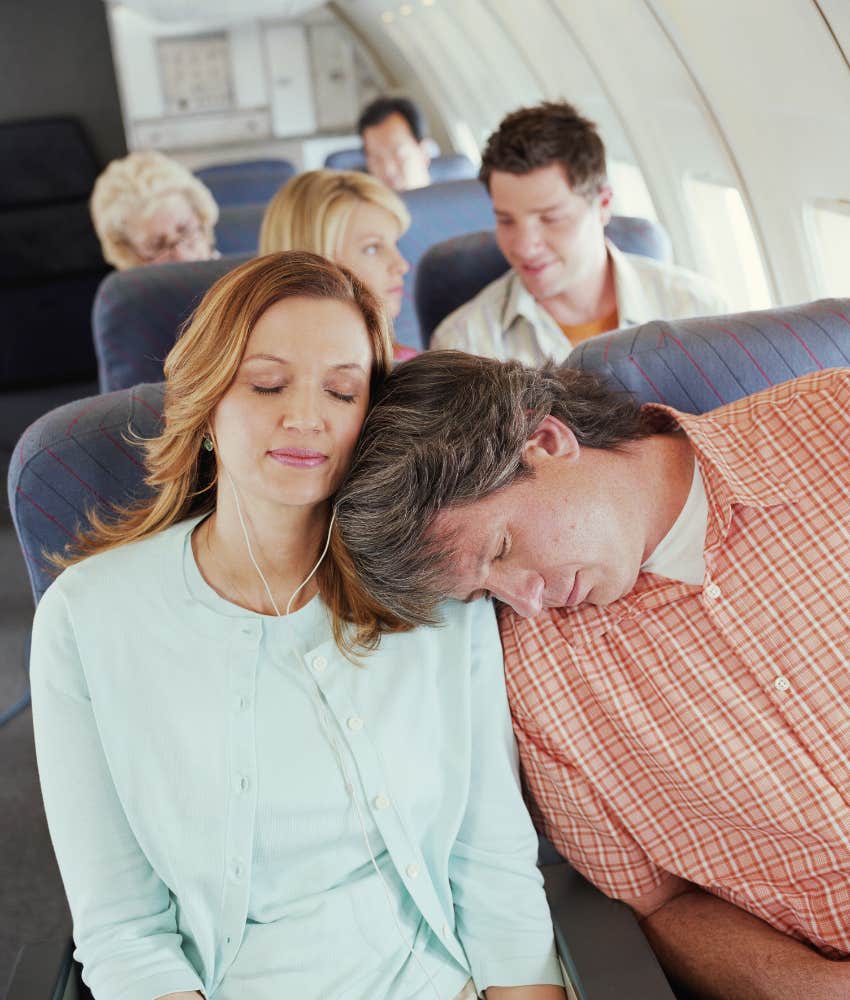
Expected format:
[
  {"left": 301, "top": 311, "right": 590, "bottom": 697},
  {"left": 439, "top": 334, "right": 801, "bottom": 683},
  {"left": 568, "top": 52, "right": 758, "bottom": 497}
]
[{"left": 194, "top": 493, "right": 331, "bottom": 615}]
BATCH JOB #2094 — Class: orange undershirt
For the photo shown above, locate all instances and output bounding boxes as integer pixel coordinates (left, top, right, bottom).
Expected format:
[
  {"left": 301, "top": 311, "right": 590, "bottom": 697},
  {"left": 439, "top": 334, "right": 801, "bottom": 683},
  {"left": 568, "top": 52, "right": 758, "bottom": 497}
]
[{"left": 559, "top": 307, "right": 619, "bottom": 346}]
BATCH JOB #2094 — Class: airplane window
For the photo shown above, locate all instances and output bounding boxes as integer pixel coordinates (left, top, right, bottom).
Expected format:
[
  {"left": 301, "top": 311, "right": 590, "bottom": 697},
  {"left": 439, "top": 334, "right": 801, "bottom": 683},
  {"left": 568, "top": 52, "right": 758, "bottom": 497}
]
[
  {"left": 608, "top": 160, "right": 658, "bottom": 222},
  {"left": 807, "top": 200, "right": 850, "bottom": 298},
  {"left": 683, "top": 177, "right": 772, "bottom": 311}
]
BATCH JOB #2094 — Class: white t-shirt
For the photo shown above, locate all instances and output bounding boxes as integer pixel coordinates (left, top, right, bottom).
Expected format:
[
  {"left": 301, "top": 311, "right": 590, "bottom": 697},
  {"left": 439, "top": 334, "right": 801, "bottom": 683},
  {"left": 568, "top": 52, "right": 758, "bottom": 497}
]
[{"left": 640, "top": 460, "right": 708, "bottom": 585}]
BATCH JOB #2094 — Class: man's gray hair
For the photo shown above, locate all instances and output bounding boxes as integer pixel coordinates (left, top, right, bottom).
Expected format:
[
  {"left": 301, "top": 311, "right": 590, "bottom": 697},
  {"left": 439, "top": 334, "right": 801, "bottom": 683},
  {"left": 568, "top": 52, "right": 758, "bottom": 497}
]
[{"left": 335, "top": 351, "right": 656, "bottom": 627}]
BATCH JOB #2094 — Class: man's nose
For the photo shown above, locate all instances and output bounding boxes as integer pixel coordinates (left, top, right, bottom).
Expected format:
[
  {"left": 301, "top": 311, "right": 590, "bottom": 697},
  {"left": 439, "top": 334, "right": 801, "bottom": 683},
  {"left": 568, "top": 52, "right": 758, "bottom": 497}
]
[
  {"left": 512, "top": 223, "right": 542, "bottom": 258},
  {"left": 493, "top": 571, "right": 545, "bottom": 618}
]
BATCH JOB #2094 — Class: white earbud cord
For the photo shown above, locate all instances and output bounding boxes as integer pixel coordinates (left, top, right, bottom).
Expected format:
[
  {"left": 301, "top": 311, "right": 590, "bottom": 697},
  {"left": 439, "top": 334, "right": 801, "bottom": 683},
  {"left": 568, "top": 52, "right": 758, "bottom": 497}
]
[{"left": 226, "top": 472, "right": 443, "bottom": 1000}]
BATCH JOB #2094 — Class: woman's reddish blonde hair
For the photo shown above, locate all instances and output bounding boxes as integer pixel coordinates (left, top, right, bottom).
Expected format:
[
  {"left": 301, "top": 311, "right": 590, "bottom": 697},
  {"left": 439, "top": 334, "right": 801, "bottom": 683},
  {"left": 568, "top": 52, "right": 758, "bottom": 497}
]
[{"left": 55, "top": 250, "right": 408, "bottom": 653}]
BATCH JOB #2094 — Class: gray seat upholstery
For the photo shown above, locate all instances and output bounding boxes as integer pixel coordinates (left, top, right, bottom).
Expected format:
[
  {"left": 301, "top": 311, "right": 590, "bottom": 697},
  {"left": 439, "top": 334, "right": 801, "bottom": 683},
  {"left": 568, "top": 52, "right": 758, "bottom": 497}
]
[
  {"left": 323, "top": 146, "right": 366, "bottom": 170},
  {"left": 92, "top": 256, "right": 250, "bottom": 392},
  {"left": 0, "top": 116, "right": 107, "bottom": 392},
  {"left": 215, "top": 203, "right": 265, "bottom": 256},
  {"left": 194, "top": 158, "right": 296, "bottom": 207},
  {"left": 568, "top": 298, "right": 850, "bottom": 409},
  {"left": 322, "top": 148, "right": 476, "bottom": 183},
  {"left": 415, "top": 217, "right": 674, "bottom": 345}
]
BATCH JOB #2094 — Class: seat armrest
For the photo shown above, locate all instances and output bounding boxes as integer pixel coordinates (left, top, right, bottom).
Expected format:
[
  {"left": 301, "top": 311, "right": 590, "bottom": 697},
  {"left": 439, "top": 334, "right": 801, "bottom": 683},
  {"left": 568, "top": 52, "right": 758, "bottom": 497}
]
[
  {"left": 542, "top": 862, "right": 676, "bottom": 999},
  {"left": 3, "top": 939, "right": 87, "bottom": 1000}
]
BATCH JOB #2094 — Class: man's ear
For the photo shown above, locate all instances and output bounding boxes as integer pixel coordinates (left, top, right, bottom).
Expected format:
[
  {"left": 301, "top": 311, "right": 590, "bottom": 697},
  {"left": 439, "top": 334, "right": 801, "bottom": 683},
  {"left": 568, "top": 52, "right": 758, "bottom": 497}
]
[
  {"left": 521, "top": 415, "right": 580, "bottom": 467},
  {"left": 597, "top": 184, "right": 614, "bottom": 226},
  {"left": 419, "top": 140, "right": 432, "bottom": 168}
]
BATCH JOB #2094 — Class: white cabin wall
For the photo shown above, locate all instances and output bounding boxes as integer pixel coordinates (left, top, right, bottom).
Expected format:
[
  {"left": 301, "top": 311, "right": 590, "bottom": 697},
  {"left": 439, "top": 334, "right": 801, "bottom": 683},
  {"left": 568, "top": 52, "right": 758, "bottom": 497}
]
[{"left": 647, "top": 0, "right": 850, "bottom": 306}]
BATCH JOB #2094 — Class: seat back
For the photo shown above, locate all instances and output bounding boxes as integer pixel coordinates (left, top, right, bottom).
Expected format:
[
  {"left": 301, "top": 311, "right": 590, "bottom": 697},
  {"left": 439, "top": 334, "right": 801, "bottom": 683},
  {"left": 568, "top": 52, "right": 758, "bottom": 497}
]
[
  {"left": 395, "top": 180, "right": 495, "bottom": 348},
  {"left": 324, "top": 147, "right": 366, "bottom": 170},
  {"left": 428, "top": 154, "right": 476, "bottom": 182},
  {"left": 415, "top": 217, "right": 673, "bottom": 345},
  {"left": 194, "top": 159, "right": 296, "bottom": 207},
  {"left": 95, "top": 181, "right": 496, "bottom": 383},
  {"left": 322, "top": 148, "right": 476, "bottom": 182},
  {"left": 0, "top": 117, "right": 108, "bottom": 390},
  {"left": 568, "top": 298, "right": 850, "bottom": 410},
  {"left": 92, "top": 256, "right": 250, "bottom": 392},
  {"left": 215, "top": 203, "right": 265, "bottom": 255},
  {"left": 9, "top": 383, "right": 164, "bottom": 603}
]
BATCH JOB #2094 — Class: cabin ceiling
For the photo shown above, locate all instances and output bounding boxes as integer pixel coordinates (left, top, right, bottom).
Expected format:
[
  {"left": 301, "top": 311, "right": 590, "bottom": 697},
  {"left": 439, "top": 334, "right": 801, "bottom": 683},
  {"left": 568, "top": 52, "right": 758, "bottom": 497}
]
[{"left": 109, "top": 0, "right": 326, "bottom": 25}]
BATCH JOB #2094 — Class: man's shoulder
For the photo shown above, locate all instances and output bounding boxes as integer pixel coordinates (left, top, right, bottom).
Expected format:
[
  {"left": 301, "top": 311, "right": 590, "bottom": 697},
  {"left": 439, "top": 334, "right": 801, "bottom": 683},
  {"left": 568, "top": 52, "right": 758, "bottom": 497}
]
[
  {"left": 620, "top": 251, "right": 728, "bottom": 316},
  {"left": 686, "top": 368, "right": 850, "bottom": 440},
  {"left": 687, "top": 368, "right": 849, "bottom": 425},
  {"left": 429, "top": 268, "right": 516, "bottom": 352}
]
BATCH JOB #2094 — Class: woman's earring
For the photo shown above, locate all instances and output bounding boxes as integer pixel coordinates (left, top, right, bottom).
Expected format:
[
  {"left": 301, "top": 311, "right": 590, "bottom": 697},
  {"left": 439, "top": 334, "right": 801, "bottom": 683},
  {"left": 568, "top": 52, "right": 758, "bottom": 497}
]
[{"left": 202, "top": 434, "right": 214, "bottom": 452}]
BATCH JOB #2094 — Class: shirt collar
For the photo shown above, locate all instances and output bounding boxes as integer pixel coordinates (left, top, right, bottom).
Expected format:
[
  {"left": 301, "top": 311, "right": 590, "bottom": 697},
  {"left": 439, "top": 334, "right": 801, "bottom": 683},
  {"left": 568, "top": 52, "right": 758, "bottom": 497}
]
[
  {"left": 501, "top": 268, "right": 545, "bottom": 331},
  {"left": 607, "top": 239, "right": 650, "bottom": 328},
  {"left": 517, "top": 404, "right": 805, "bottom": 644},
  {"left": 500, "top": 239, "right": 646, "bottom": 333}
]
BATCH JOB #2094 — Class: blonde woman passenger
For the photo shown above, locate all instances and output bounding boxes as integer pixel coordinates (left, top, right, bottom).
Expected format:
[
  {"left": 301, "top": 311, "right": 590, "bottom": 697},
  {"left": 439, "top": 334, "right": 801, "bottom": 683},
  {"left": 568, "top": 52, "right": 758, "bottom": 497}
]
[
  {"left": 30, "top": 251, "right": 565, "bottom": 1000},
  {"left": 90, "top": 150, "right": 219, "bottom": 269},
  {"left": 260, "top": 168, "right": 417, "bottom": 360}
]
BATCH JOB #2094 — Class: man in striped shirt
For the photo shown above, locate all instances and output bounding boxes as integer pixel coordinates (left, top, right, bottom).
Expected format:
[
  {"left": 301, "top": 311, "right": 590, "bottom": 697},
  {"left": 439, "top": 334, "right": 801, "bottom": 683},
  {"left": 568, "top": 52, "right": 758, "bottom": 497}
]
[
  {"left": 336, "top": 354, "right": 850, "bottom": 999},
  {"left": 430, "top": 102, "right": 726, "bottom": 364}
]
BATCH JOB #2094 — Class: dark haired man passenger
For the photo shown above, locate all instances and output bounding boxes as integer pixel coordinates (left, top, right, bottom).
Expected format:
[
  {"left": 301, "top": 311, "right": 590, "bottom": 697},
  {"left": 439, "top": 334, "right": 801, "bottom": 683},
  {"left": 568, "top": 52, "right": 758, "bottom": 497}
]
[
  {"left": 432, "top": 102, "right": 725, "bottom": 363},
  {"left": 336, "top": 352, "right": 850, "bottom": 1000},
  {"left": 357, "top": 96, "right": 432, "bottom": 192}
]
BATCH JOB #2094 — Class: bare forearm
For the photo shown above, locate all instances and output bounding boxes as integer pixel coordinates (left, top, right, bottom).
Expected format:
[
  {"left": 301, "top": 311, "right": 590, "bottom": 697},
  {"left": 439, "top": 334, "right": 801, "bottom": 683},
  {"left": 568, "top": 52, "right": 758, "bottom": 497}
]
[
  {"left": 641, "top": 888, "right": 848, "bottom": 1000},
  {"left": 485, "top": 987, "right": 566, "bottom": 999}
]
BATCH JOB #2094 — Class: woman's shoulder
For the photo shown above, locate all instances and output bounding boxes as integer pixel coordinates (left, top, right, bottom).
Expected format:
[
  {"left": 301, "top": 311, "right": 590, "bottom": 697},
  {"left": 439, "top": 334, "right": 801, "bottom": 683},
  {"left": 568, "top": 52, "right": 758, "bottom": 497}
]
[
  {"left": 376, "top": 596, "right": 501, "bottom": 663},
  {"left": 45, "top": 517, "right": 195, "bottom": 605}
]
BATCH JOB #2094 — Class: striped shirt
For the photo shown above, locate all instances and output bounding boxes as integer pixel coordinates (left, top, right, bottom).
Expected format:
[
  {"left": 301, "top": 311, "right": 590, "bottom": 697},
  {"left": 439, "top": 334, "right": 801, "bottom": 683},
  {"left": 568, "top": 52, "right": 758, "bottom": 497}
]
[
  {"left": 501, "top": 369, "right": 850, "bottom": 956},
  {"left": 430, "top": 240, "right": 727, "bottom": 365}
]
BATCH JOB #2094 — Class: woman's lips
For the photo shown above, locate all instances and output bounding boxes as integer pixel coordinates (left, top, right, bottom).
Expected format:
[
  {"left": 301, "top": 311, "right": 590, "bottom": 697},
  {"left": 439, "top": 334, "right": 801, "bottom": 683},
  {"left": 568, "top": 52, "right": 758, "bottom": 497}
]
[{"left": 268, "top": 448, "right": 327, "bottom": 468}]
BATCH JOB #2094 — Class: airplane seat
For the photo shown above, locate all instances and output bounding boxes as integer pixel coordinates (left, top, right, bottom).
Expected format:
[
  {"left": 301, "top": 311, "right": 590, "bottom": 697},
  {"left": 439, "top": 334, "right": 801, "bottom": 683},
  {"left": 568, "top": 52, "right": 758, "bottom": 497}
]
[
  {"left": 427, "top": 153, "right": 477, "bottom": 182},
  {"left": 395, "top": 179, "right": 495, "bottom": 348},
  {"left": 568, "top": 297, "right": 850, "bottom": 409},
  {"left": 323, "top": 146, "right": 367, "bottom": 170},
  {"left": 92, "top": 255, "right": 251, "bottom": 393},
  {"left": 323, "top": 142, "right": 452, "bottom": 174},
  {"left": 214, "top": 202, "right": 266, "bottom": 255},
  {"left": 0, "top": 117, "right": 107, "bottom": 488},
  {"left": 94, "top": 180, "right": 491, "bottom": 385},
  {"left": 194, "top": 158, "right": 296, "bottom": 207},
  {"left": 6, "top": 379, "right": 677, "bottom": 1000},
  {"left": 415, "top": 216, "right": 672, "bottom": 346}
]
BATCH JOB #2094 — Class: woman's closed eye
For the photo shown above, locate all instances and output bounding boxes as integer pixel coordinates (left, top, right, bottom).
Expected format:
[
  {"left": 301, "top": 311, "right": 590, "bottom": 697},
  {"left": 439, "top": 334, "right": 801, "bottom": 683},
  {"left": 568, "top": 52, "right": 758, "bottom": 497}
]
[{"left": 250, "top": 384, "right": 358, "bottom": 403}]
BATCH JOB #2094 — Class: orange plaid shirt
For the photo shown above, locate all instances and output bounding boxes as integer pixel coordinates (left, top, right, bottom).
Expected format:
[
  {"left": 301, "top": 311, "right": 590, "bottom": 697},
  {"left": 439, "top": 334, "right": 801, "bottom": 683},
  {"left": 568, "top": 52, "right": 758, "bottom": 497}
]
[{"left": 501, "top": 368, "right": 850, "bottom": 956}]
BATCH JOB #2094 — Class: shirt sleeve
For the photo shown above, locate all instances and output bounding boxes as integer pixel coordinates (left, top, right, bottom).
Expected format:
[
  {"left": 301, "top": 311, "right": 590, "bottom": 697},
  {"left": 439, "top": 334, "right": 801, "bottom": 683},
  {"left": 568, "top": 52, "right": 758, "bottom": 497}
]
[
  {"left": 511, "top": 701, "right": 672, "bottom": 902},
  {"left": 430, "top": 309, "right": 475, "bottom": 353},
  {"left": 448, "top": 599, "right": 563, "bottom": 991},
  {"left": 29, "top": 580, "right": 206, "bottom": 1000}
]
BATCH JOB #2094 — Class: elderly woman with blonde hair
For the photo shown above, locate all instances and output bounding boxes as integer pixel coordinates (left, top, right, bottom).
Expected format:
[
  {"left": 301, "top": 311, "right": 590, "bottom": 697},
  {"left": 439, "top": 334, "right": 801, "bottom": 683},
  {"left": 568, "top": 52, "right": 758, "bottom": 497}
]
[
  {"left": 90, "top": 150, "right": 219, "bottom": 269},
  {"left": 260, "top": 168, "right": 416, "bottom": 360}
]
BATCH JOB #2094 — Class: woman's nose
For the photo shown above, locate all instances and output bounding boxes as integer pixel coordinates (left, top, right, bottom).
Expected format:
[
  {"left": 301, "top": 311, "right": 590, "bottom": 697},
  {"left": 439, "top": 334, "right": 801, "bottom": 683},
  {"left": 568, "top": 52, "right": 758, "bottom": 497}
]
[
  {"left": 281, "top": 386, "right": 323, "bottom": 431},
  {"left": 392, "top": 247, "right": 409, "bottom": 275}
]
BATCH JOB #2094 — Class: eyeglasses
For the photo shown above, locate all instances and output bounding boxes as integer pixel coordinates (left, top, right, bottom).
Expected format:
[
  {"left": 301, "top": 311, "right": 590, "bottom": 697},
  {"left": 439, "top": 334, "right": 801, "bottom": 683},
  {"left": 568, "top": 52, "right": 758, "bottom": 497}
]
[{"left": 132, "top": 220, "right": 209, "bottom": 264}]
